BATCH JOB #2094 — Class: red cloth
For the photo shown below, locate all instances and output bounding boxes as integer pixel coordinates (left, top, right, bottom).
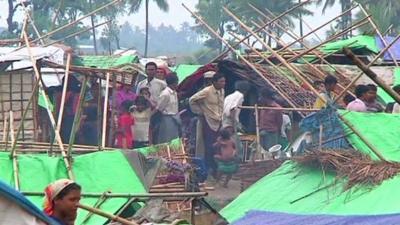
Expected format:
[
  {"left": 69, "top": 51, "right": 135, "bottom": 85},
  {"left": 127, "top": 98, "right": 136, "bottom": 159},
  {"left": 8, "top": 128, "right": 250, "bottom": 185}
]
[
  {"left": 115, "top": 113, "right": 135, "bottom": 148},
  {"left": 259, "top": 102, "right": 283, "bottom": 132}
]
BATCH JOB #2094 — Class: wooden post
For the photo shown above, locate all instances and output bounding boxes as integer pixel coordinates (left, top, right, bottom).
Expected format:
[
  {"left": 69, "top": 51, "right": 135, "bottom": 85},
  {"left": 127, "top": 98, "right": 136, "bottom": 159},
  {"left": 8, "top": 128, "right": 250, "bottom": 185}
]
[
  {"left": 9, "top": 110, "right": 20, "bottom": 190},
  {"left": 4, "top": 113, "right": 9, "bottom": 150},
  {"left": 182, "top": 4, "right": 299, "bottom": 110},
  {"left": 97, "top": 76, "right": 102, "bottom": 151},
  {"left": 67, "top": 75, "right": 89, "bottom": 159},
  {"left": 254, "top": 104, "right": 260, "bottom": 162},
  {"left": 102, "top": 73, "right": 110, "bottom": 148},
  {"left": 22, "top": 31, "right": 74, "bottom": 180},
  {"left": 359, "top": 5, "right": 399, "bottom": 67},
  {"left": 10, "top": 111, "right": 15, "bottom": 148},
  {"left": 78, "top": 203, "right": 139, "bottom": 225},
  {"left": 343, "top": 48, "right": 400, "bottom": 104},
  {"left": 56, "top": 53, "right": 72, "bottom": 131},
  {"left": 109, "top": 74, "right": 117, "bottom": 147},
  {"left": 334, "top": 33, "right": 400, "bottom": 102},
  {"left": 207, "top": 0, "right": 313, "bottom": 63}
]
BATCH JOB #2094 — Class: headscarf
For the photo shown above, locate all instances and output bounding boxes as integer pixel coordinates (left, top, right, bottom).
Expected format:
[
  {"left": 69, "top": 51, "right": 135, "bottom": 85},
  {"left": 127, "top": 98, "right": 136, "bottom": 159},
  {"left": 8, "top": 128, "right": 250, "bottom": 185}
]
[{"left": 43, "top": 179, "right": 75, "bottom": 216}]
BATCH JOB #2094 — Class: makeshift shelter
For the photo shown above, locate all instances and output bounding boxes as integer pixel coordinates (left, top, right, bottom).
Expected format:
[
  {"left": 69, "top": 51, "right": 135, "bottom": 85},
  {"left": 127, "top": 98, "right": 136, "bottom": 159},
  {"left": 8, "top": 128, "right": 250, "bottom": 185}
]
[
  {"left": 221, "top": 110, "right": 400, "bottom": 224},
  {"left": 0, "top": 179, "right": 54, "bottom": 225}
]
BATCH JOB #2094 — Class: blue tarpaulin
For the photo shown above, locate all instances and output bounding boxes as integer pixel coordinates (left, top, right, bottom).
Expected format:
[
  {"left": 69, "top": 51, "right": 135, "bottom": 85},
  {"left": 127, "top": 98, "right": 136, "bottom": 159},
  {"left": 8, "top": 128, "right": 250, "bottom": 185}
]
[
  {"left": 231, "top": 210, "right": 400, "bottom": 225},
  {"left": 375, "top": 36, "right": 400, "bottom": 61}
]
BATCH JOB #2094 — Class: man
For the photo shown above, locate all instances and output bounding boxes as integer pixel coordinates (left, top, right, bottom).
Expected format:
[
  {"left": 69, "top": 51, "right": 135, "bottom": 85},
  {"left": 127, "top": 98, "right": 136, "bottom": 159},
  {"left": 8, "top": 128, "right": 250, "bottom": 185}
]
[
  {"left": 136, "top": 62, "right": 167, "bottom": 102},
  {"left": 365, "top": 84, "right": 384, "bottom": 112},
  {"left": 346, "top": 85, "right": 369, "bottom": 112},
  {"left": 43, "top": 179, "right": 81, "bottom": 225},
  {"left": 222, "top": 81, "right": 250, "bottom": 158},
  {"left": 155, "top": 73, "right": 180, "bottom": 144},
  {"left": 258, "top": 89, "right": 283, "bottom": 152},
  {"left": 203, "top": 71, "right": 215, "bottom": 87},
  {"left": 189, "top": 72, "right": 225, "bottom": 177},
  {"left": 314, "top": 75, "right": 338, "bottom": 109}
]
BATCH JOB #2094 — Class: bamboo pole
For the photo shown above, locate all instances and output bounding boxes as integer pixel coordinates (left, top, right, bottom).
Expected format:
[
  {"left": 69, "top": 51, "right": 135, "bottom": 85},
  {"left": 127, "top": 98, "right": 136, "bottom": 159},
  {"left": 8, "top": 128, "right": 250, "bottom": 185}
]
[
  {"left": 4, "top": 113, "right": 9, "bottom": 150},
  {"left": 20, "top": 3, "right": 45, "bottom": 45},
  {"left": 10, "top": 78, "right": 41, "bottom": 156},
  {"left": 9, "top": 110, "right": 20, "bottom": 190},
  {"left": 10, "top": 111, "right": 15, "bottom": 148},
  {"left": 334, "top": 33, "right": 400, "bottom": 102},
  {"left": 80, "top": 191, "right": 110, "bottom": 225},
  {"left": 254, "top": 104, "right": 260, "bottom": 162},
  {"left": 16, "top": 0, "right": 121, "bottom": 51},
  {"left": 283, "top": 18, "right": 370, "bottom": 64},
  {"left": 22, "top": 191, "right": 208, "bottom": 198},
  {"left": 18, "top": 16, "right": 28, "bottom": 47},
  {"left": 2, "top": 112, "right": 7, "bottom": 142},
  {"left": 277, "top": 4, "right": 359, "bottom": 53},
  {"left": 78, "top": 203, "right": 139, "bottom": 225},
  {"left": 359, "top": 5, "right": 399, "bottom": 67},
  {"left": 43, "top": 20, "right": 111, "bottom": 48},
  {"left": 22, "top": 31, "right": 74, "bottom": 180},
  {"left": 56, "top": 53, "right": 72, "bottom": 130},
  {"left": 102, "top": 73, "right": 110, "bottom": 148},
  {"left": 239, "top": 106, "right": 320, "bottom": 112},
  {"left": 208, "top": 0, "right": 313, "bottom": 63},
  {"left": 249, "top": 5, "right": 356, "bottom": 97},
  {"left": 182, "top": 4, "right": 298, "bottom": 110},
  {"left": 97, "top": 77, "right": 102, "bottom": 151},
  {"left": 223, "top": 7, "right": 321, "bottom": 98},
  {"left": 67, "top": 75, "right": 89, "bottom": 159},
  {"left": 343, "top": 48, "right": 400, "bottom": 104},
  {"left": 109, "top": 74, "right": 117, "bottom": 146}
]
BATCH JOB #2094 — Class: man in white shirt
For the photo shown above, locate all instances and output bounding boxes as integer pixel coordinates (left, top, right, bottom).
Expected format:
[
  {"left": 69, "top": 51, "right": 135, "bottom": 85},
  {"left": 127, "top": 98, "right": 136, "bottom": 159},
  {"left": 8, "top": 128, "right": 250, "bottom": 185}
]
[
  {"left": 154, "top": 73, "right": 180, "bottom": 144},
  {"left": 136, "top": 62, "right": 167, "bottom": 102}
]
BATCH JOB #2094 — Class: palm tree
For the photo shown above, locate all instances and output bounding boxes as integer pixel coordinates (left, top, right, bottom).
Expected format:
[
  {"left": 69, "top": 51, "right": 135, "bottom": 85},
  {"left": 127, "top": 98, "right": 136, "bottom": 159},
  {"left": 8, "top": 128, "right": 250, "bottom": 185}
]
[
  {"left": 128, "top": 0, "right": 169, "bottom": 57},
  {"left": 316, "top": 0, "right": 353, "bottom": 38}
]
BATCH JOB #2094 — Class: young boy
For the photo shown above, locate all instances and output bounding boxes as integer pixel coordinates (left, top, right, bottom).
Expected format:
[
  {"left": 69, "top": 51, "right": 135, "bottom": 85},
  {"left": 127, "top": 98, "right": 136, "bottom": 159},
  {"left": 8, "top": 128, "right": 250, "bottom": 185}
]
[
  {"left": 213, "top": 129, "right": 238, "bottom": 188},
  {"left": 43, "top": 179, "right": 81, "bottom": 225}
]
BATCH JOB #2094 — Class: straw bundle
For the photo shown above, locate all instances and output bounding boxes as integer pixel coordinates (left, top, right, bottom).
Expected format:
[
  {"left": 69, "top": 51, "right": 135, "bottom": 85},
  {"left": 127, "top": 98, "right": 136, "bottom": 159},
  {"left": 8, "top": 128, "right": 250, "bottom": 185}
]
[{"left": 293, "top": 149, "right": 400, "bottom": 190}]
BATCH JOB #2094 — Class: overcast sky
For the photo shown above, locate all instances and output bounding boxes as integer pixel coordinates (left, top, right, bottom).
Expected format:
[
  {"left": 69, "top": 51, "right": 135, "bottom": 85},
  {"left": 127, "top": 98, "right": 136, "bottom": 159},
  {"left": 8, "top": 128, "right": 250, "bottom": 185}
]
[{"left": 0, "top": 0, "right": 342, "bottom": 40}]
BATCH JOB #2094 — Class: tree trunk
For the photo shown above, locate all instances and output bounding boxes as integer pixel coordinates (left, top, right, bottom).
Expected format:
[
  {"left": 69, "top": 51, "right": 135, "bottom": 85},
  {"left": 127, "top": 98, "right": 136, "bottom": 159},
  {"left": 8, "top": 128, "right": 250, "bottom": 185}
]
[
  {"left": 89, "top": 0, "right": 98, "bottom": 55},
  {"left": 7, "top": 0, "right": 14, "bottom": 33},
  {"left": 144, "top": 0, "right": 149, "bottom": 57}
]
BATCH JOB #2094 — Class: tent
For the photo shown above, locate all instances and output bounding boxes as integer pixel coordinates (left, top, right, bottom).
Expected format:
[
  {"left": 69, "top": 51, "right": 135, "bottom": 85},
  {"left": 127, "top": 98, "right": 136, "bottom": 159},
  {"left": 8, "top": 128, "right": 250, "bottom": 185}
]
[
  {"left": 221, "top": 110, "right": 400, "bottom": 224},
  {"left": 0, "top": 179, "right": 55, "bottom": 225}
]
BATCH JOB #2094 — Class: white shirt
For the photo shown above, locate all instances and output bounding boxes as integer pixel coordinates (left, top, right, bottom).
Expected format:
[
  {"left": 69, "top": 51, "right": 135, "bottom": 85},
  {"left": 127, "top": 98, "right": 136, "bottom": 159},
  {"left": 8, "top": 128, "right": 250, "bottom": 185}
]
[
  {"left": 157, "top": 87, "right": 179, "bottom": 115},
  {"left": 223, "top": 91, "right": 244, "bottom": 123},
  {"left": 393, "top": 103, "right": 400, "bottom": 113},
  {"left": 281, "top": 114, "right": 291, "bottom": 138},
  {"left": 131, "top": 108, "right": 152, "bottom": 142},
  {"left": 136, "top": 78, "right": 167, "bottom": 102},
  {"left": 346, "top": 99, "right": 367, "bottom": 112}
]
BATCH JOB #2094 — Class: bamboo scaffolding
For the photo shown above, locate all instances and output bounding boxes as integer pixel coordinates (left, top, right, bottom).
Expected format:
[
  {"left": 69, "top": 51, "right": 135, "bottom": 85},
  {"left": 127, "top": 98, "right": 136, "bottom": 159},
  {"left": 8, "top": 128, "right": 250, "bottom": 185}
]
[
  {"left": 80, "top": 191, "right": 110, "bottom": 225},
  {"left": 343, "top": 48, "right": 400, "bottom": 104},
  {"left": 334, "top": 33, "right": 400, "bottom": 102},
  {"left": 78, "top": 203, "right": 139, "bottom": 225},
  {"left": 16, "top": 0, "right": 121, "bottom": 51},
  {"left": 22, "top": 31, "right": 74, "bottom": 180},
  {"left": 223, "top": 7, "right": 321, "bottom": 97},
  {"left": 283, "top": 18, "right": 370, "bottom": 64},
  {"left": 22, "top": 191, "right": 208, "bottom": 198},
  {"left": 209, "top": 0, "right": 313, "bottom": 63},
  {"left": 182, "top": 4, "right": 298, "bottom": 110},
  {"left": 277, "top": 4, "right": 359, "bottom": 53},
  {"left": 67, "top": 75, "right": 89, "bottom": 159},
  {"left": 249, "top": 5, "right": 356, "bottom": 97},
  {"left": 102, "top": 73, "right": 110, "bottom": 148},
  {"left": 20, "top": 3, "right": 45, "bottom": 45},
  {"left": 43, "top": 20, "right": 111, "bottom": 48},
  {"left": 359, "top": 5, "right": 399, "bottom": 67}
]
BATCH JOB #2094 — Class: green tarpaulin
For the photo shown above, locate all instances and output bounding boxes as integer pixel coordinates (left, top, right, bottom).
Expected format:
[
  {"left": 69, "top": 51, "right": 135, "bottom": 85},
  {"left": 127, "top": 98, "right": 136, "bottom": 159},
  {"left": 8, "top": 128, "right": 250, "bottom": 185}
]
[
  {"left": 171, "top": 64, "right": 202, "bottom": 83},
  {"left": 75, "top": 55, "right": 139, "bottom": 69},
  {"left": 221, "top": 111, "right": 400, "bottom": 223},
  {"left": 0, "top": 150, "right": 146, "bottom": 225},
  {"left": 136, "top": 138, "right": 182, "bottom": 156},
  {"left": 320, "top": 35, "right": 380, "bottom": 54}
]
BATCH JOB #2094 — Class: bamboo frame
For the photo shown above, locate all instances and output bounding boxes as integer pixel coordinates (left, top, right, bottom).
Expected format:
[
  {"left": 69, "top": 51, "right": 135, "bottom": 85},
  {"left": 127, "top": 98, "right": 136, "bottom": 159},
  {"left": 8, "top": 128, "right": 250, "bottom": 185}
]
[
  {"left": 102, "top": 73, "right": 110, "bottom": 148},
  {"left": 182, "top": 4, "right": 298, "bottom": 110},
  {"left": 249, "top": 5, "right": 356, "bottom": 97},
  {"left": 359, "top": 5, "right": 399, "bottom": 67},
  {"left": 334, "top": 33, "right": 400, "bottom": 102},
  {"left": 343, "top": 48, "right": 400, "bottom": 104},
  {"left": 80, "top": 191, "right": 110, "bottom": 225},
  {"left": 22, "top": 191, "right": 208, "bottom": 198},
  {"left": 22, "top": 31, "right": 74, "bottom": 180},
  {"left": 67, "top": 75, "right": 89, "bottom": 159},
  {"left": 208, "top": 0, "right": 313, "bottom": 63}
]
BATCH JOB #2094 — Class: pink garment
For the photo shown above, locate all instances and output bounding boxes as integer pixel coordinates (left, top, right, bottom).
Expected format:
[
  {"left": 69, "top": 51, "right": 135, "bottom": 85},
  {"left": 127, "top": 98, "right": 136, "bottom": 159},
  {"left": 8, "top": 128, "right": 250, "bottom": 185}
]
[
  {"left": 116, "top": 89, "right": 137, "bottom": 111},
  {"left": 346, "top": 99, "right": 367, "bottom": 112}
]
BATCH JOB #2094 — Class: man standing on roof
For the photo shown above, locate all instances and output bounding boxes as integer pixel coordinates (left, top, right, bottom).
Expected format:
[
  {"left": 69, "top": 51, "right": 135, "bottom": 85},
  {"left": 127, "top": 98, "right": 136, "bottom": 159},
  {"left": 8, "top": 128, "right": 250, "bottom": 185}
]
[
  {"left": 190, "top": 72, "right": 225, "bottom": 178},
  {"left": 43, "top": 179, "right": 81, "bottom": 225},
  {"left": 314, "top": 75, "right": 338, "bottom": 109},
  {"left": 136, "top": 62, "right": 167, "bottom": 102}
]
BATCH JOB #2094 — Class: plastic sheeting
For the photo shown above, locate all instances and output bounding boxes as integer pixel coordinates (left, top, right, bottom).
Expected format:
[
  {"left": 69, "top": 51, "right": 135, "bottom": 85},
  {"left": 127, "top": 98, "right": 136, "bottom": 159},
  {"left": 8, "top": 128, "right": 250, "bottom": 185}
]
[
  {"left": 375, "top": 36, "right": 400, "bottom": 61},
  {"left": 0, "top": 150, "right": 147, "bottom": 225},
  {"left": 231, "top": 210, "right": 400, "bottom": 225},
  {"left": 320, "top": 35, "right": 380, "bottom": 54},
  {"left": 171, "top": 64, "right": 202, "bottom": 83}
]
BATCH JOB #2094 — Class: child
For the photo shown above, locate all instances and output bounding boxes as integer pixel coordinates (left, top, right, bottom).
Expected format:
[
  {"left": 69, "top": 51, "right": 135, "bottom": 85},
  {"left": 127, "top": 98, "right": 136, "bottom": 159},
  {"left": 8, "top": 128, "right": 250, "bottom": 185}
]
[
  {"left": 213, "top": 129, "right": 238, "bottom": 188},
  {"left": 131, "top": 96, "right": 153, "bottom": 148},
  {"left": 115, "top": 100, "right": 135, "bottom": 149}
]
